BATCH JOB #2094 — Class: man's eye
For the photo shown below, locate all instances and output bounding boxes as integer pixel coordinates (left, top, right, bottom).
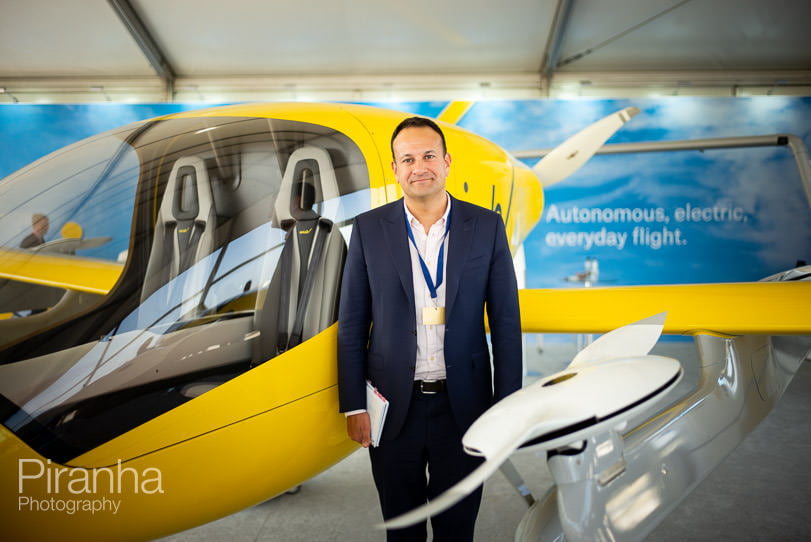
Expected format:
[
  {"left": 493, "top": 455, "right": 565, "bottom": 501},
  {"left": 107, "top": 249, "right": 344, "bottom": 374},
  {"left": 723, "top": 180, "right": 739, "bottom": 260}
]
[{"left": 424, "top": 154, "right": 435, "bottom": 160}]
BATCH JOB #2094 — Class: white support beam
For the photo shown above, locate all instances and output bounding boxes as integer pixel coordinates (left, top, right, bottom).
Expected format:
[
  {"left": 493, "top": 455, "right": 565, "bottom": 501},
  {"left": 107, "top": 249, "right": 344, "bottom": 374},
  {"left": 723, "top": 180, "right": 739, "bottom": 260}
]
[
  {"left": 540, "top": 0, "right": 575, "bottom": 93},
  {"left": 107, "top": 0, "right": 176, "bottom": 100}
]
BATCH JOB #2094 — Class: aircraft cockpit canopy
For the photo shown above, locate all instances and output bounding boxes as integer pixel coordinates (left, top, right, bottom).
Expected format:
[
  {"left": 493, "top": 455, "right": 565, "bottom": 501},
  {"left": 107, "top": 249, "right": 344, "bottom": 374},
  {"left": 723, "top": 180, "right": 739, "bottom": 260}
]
[{"left": 0, "top": 116, "right": 370, "bottom": 462}]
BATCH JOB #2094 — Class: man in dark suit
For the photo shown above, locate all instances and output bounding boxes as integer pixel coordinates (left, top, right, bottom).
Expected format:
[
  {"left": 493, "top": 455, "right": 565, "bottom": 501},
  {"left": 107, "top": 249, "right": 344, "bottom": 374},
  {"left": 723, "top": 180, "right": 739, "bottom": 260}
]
[
  {"left": 337, "top": 117, "right": 522, "bottom": 541},
  {"left": 19, "top": 213, "right": 49, "bottom": 248}
]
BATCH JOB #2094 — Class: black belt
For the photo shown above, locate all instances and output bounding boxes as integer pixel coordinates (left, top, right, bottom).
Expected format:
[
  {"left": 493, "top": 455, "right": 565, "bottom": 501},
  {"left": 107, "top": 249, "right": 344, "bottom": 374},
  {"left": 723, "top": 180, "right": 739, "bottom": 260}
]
[{"left": 414, "top": 379, "right": 447, "bottom": 394}]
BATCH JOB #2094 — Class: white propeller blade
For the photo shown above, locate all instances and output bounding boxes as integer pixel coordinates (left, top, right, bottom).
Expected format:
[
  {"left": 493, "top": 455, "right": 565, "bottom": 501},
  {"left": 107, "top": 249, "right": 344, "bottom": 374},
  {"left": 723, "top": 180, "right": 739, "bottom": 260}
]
[
  {"left": 382, "top": 446, "right": 515, "bottom": 530},
  {"left": 532, "top": 106, "right": 639, "bottom": 186},
  {"left": 382, "top": 313, "right": 679, "bottom": 531},
  {"left": 570, "top": 311, "right": 665, "bottom": 367}
]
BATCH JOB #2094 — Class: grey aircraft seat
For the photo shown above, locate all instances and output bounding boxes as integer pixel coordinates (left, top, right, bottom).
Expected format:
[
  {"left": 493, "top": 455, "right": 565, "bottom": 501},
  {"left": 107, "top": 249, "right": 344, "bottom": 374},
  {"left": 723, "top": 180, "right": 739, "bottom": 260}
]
[
  {"left": 141, "top": 156, "right": 218, "bottom": 305},
  {"left": 254, "top": 146, "right": 347, "bottom": 365}
]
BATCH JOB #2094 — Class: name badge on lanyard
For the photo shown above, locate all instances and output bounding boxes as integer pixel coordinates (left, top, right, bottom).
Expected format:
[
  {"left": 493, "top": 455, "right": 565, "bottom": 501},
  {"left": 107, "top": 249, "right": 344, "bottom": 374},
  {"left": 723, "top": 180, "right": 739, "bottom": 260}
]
[
  {"left": 405, "top": 209, "right": 450, "bottom": 326},
  {"left": 422, "top": 306, "right": 445, "bottom": 326}
]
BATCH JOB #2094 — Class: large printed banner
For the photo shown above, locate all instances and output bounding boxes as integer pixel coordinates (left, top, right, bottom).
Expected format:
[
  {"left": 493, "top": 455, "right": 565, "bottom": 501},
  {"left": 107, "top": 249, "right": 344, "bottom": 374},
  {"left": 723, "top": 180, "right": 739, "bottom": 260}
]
[
  {"left": 2, "top": 98, "right": 810, "bottom": 288},
  {"left": 455, "top": 98, "right": 811, "bottom": 287}
]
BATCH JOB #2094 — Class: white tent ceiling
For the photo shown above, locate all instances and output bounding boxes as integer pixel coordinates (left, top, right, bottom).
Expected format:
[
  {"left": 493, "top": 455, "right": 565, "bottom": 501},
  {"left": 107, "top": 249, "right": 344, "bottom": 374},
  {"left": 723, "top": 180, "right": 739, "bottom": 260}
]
[{"left": 1, "top": 0, "right": 809, "bottom": 103}]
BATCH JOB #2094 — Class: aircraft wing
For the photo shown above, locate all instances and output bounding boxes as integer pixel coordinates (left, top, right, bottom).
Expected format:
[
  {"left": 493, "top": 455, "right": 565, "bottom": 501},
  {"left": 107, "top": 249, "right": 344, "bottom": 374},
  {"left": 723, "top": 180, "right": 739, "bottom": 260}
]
[
  {"left": 0, "top": 247, "right": 123, "bottom": 296},
  {"left": 519, "top": 280, "right": 811, "bottom": 336}
]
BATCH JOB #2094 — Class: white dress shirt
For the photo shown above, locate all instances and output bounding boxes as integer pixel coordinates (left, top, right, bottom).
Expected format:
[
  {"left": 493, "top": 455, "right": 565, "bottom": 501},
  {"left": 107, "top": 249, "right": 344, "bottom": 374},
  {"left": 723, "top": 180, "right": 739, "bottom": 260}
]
[{"left": 404, "top": 194, "right": 450, "bottom": 381}]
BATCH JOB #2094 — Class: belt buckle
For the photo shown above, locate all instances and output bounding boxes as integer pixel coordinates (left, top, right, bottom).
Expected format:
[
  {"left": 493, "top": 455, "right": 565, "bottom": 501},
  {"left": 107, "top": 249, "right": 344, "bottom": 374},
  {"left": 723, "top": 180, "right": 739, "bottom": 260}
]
[{"left": 420, "top": 379, "right": 438, "bottom": 394}]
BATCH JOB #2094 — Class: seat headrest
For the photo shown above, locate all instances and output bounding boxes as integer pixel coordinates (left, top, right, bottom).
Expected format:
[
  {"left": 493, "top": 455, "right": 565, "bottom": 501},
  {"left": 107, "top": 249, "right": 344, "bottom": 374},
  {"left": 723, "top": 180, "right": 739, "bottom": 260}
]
[{"left": 292, "top": 175, "right": 317, "bottom": 217}]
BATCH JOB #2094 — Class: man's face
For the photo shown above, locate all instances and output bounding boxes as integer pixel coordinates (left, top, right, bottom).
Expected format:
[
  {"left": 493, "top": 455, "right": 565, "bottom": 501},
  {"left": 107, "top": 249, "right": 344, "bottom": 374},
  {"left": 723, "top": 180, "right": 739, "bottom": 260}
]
[
  {"left": 34, "top": 218, "right": 49, "bottom": 236},
  {"left": 391, "top": 126, "right": 450, "bottom": 203}
]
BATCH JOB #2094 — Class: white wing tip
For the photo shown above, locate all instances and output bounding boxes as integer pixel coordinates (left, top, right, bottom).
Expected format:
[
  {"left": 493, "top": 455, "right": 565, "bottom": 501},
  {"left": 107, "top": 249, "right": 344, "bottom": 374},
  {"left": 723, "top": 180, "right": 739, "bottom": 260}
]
[{"left": 620, "top": 106, "right": 641, "bottom": 122}]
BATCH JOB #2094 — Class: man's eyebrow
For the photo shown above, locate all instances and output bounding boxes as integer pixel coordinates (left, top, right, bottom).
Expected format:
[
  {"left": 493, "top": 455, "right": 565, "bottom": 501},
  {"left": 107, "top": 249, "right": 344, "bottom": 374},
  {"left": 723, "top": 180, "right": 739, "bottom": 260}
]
[{"left": 397, "top": 148, "right": 440, "bottom": 158}]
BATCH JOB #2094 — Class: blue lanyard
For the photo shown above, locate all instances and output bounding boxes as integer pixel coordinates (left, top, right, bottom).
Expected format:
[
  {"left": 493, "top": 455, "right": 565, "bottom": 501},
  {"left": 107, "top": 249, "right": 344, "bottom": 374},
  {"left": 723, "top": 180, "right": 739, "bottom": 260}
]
[{"left": 404, "top": 208, "right": 451, "bottom": 299}]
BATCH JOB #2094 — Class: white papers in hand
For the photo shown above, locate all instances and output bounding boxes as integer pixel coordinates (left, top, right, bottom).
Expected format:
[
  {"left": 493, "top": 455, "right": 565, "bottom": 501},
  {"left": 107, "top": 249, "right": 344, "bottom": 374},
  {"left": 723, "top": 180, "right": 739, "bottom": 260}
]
[{"left": 366, "top": 380, "right": 389, "bottom": 447}]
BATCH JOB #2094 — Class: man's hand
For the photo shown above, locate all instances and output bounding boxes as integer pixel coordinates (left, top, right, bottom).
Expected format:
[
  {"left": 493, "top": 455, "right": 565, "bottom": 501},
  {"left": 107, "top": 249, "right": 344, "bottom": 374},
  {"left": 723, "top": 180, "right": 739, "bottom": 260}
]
[{"left": 347, "top": 412, "right": 372, "bottom": 448}]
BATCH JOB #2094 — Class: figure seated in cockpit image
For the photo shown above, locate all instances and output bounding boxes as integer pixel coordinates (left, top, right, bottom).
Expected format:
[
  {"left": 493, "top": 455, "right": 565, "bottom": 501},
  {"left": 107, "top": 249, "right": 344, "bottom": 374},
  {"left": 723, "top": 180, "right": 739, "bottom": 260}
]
[{"left": 19, "top": 213, "right": 49, "bottom": 249}]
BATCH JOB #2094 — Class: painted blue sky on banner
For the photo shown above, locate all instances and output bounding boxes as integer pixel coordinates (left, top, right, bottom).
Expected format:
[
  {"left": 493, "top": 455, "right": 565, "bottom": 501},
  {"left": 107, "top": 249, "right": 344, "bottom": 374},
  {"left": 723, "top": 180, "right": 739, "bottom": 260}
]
[
  {"left": 457, "top": 98, "right": 811, "bottom": 287},
  {"left": 1, "top": 98, "right": 809, "bottom": 289}
]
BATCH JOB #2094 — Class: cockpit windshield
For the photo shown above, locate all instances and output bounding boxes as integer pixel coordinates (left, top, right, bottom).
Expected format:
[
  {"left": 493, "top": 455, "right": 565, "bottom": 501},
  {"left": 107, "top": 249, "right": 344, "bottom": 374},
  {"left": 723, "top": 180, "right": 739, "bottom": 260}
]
[
  {"left": 0, "top": 124, "right": 140, "bottom": 260},
  {"left": 0, "top": 116, "right": 370, "bottom": 462}
]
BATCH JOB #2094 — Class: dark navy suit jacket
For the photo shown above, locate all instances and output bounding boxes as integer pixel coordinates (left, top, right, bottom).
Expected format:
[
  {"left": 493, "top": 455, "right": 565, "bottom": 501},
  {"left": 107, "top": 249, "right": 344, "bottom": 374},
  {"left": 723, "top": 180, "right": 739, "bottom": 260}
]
[{"left": 337, "top": 195, "right": 522, "bottom": 442}]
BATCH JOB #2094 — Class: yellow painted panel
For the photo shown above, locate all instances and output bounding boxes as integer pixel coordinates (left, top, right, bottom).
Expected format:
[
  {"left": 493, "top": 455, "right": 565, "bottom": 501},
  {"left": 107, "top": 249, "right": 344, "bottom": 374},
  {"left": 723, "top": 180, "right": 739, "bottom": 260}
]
[
  {"left": 519, "top": 281, "right": 811, "bottom": 335},
  {"left": 436, "top": 101, "right": 474, "bottom": 125},
  {"left": 0, "top": 248, "right": 122, "bottom": 295},
  {"left": 1, "top": 387, "right": 356, "bottom": 541},
  {"left": 73, "top": 324, "right": 342, "bottom": 467}
]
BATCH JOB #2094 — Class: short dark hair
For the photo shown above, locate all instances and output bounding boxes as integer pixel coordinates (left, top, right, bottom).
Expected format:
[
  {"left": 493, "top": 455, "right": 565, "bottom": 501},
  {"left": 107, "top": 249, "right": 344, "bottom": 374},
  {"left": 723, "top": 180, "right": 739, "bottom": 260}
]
[{"left": 390, "top": 116, "right": 447, "bottom": 160}]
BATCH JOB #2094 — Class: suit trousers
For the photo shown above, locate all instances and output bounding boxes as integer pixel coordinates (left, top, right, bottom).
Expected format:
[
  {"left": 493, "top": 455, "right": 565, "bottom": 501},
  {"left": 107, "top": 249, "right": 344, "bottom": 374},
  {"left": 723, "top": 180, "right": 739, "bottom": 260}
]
[{"left": 369, "top": 387, "right": 484, "bottom": 542}]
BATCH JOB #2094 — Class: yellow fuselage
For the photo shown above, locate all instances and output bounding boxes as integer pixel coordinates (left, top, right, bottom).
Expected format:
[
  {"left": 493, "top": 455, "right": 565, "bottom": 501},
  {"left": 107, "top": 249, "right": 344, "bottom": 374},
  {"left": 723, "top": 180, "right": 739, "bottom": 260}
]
[{"left": 0, "top": 102, "right": 542, "bottom": 540}]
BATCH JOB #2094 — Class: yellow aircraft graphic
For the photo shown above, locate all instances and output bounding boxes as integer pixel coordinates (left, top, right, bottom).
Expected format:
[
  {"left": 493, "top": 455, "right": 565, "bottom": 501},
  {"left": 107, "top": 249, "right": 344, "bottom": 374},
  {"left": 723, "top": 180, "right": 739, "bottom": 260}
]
[{"left": 0, "top": 102, "right": 808, "bottom": 541}]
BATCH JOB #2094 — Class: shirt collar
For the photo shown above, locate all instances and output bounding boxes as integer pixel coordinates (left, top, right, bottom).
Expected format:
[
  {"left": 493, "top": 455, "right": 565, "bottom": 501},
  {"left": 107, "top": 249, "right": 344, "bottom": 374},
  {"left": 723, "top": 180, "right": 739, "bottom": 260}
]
[{"left": 403, "top": 192, "right": 451, "bottom": 230}]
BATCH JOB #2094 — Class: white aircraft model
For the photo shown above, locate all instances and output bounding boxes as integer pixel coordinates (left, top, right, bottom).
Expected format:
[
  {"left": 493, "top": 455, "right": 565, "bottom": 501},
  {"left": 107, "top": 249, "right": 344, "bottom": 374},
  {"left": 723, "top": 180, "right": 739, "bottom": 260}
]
[{"left": 384, "top": 270, "right": 810, "bottom": 541}]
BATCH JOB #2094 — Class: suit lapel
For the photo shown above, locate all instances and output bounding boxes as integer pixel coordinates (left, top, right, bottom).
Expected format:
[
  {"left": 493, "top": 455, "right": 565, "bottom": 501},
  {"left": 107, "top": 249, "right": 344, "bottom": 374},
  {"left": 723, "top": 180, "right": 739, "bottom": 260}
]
[
  {"left": 381, "top": 201, "right": 416, "bottom": 311},
  {"left": 445, "top": 196, "right": 475, "bottom": 317}
]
